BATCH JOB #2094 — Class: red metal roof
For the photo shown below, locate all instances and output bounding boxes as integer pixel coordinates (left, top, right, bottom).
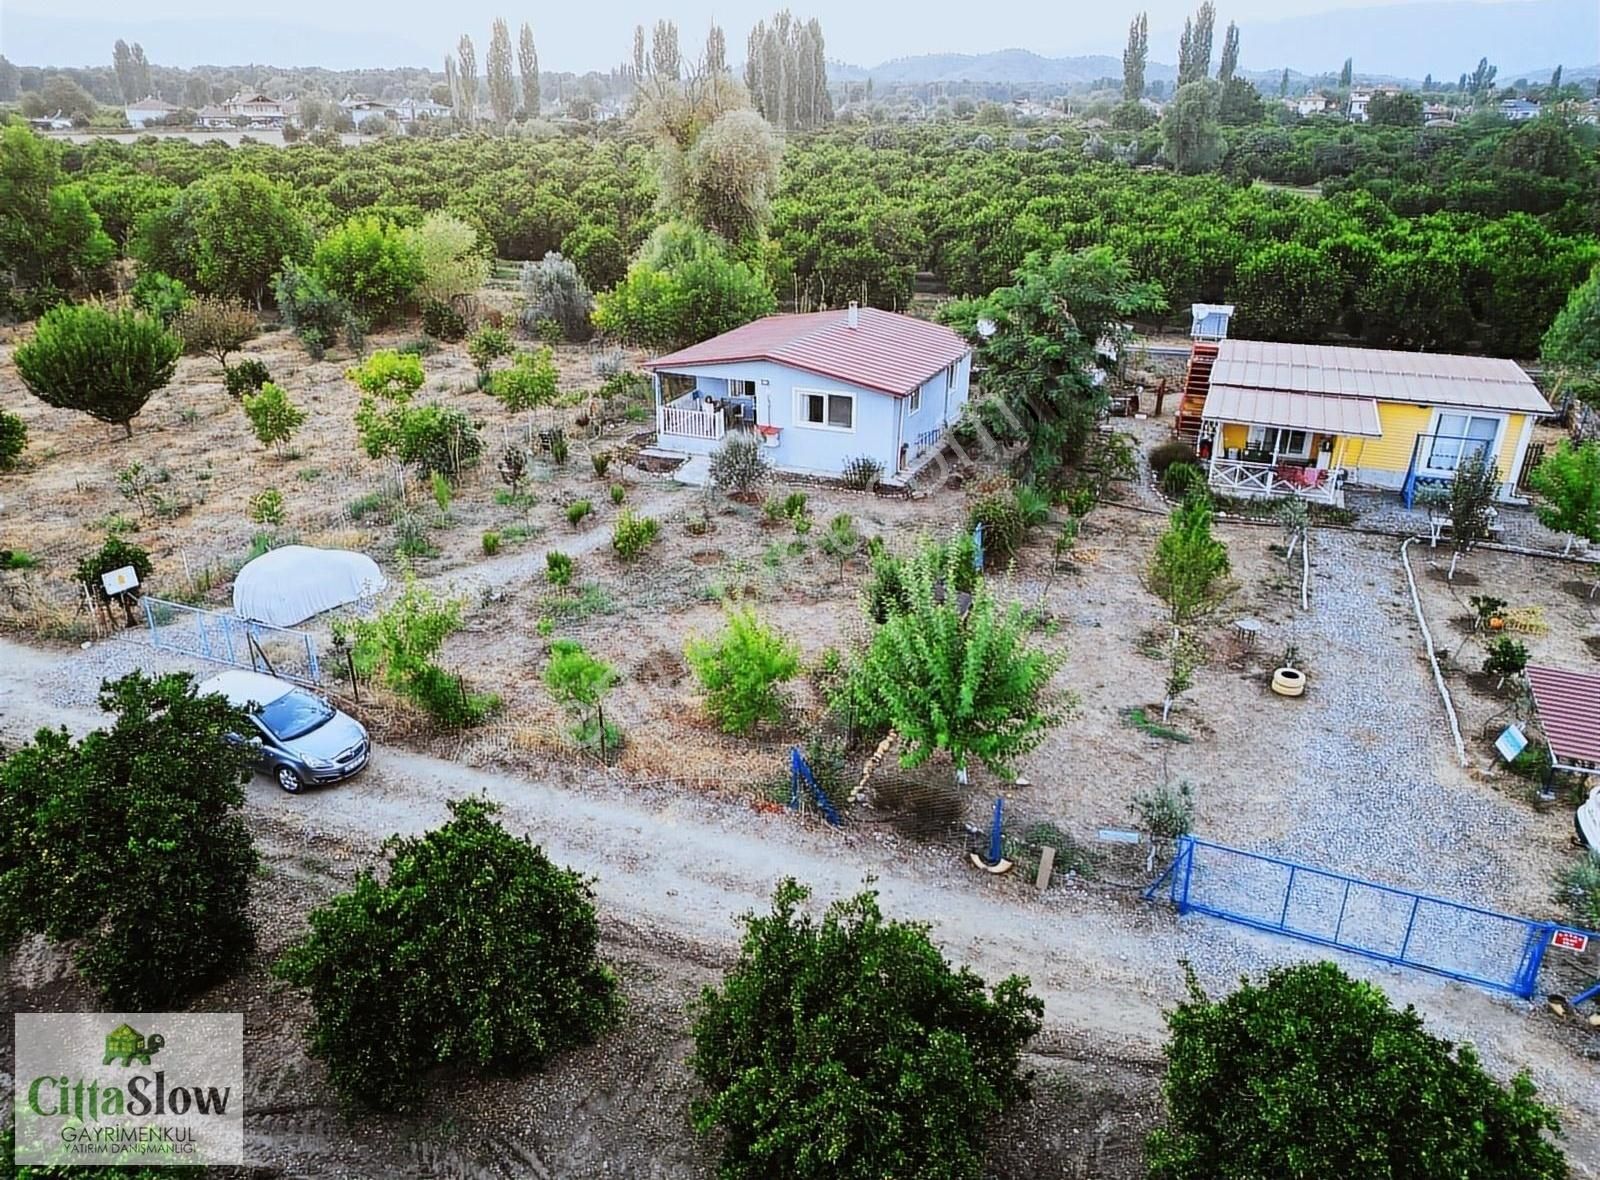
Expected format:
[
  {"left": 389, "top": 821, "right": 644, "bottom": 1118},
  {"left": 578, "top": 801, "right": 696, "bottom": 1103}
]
[
  {"left": 646, "top": 308, "right": 970, "bottom": 397},
  {"left": 1526, "top": 665, "right": 1600, "bottom": 766}
]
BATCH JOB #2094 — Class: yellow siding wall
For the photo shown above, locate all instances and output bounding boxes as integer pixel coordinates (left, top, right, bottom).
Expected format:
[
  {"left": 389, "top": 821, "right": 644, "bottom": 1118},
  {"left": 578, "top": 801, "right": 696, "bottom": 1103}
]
[{"left": 1496, "top": 415, "right": 1529, "bottom": 481}]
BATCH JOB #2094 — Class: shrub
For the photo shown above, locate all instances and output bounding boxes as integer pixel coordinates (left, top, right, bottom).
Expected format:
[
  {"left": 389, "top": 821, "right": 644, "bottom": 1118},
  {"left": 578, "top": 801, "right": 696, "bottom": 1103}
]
[
  {"left": 566, "top": 499, "right": 593, "bottom": 527},
  {"left": 76, "top": 535, "right": 153, "bottom": 602},
  {"left": 242, "top": 382, "right": 306, "bottom": 456},
  {"left": 611, "top": 509, "right": 660, "bottom": 560},
  {"left": 481, "top": 530, "right": 501, "bottom": 556},
  {"left": 549, "top": 430, "right": 570, "bottom": 465},
  {"left": 839, "top": 454, "right": 884, "bottom": 491},
  {"left": 247, "top": 487, "right": 286, "bottom": 525},
  {"left": 275, "top": 261, "right": 357, "bottom": 358},
  {"left": 690, "top": 879, "right": 1043, "bottom": 1180},
  {"left": 487, "top": 346, "right": 559, "bottom": 411},
  {"left": 1555, "top": 852, "right": 1600, "bottom": 930},
  {"left": 274, "top": 798, "right": 619, "bottom": 1113},
  {"left": 1147, "top": 961, "right": 1568, "bottom": 1180},
  {"left": 782, "top": 491, "right": 809, "bottom": 520},
  {"left": 708, "top": 433, "right": 770, "bottom": 495},
  {"left": 968, "top": 489, "right": 1027, "bottom": 564},
  {"left": 338, "top": 576, "right": 496, "bottom": 726},
  {"left": 407, "top": 211, "right": 489, "bottom": 306},
  {"left": 0, "top": 672, "right": 258, "bottom": 1007},
  {"left": 1149, "top": 439, "right": 1197, "bottom": 476},
  {"left": 1162, "top": 461, "right": 1205, "bottom": 499},
  {"left": 591, "top": 451, "right": 611, "bottom": 477},
  {"left": 466, "top": 323, "right": 514, "bottom": 383},
  {"left": 129, "top": 270, "right": 192, "bottom": 324},
  {"left": 430, "top": 471, "right": 452, "bottom": 513},
  {"left": 1482, "top": 636, "right": 1529, "bottom": 683},
  {"left": 224, "top": 356, "right": 272, "bottom": 398},
  {"left": 1132, "top": 780, "right": 1195, "bottom": 841},
  {"left": 532, "top": 317, "right": 564, "bottom": 345},
  {"left": 14, "top": 303, "right": 181, "bottom": 437},
  {"left": 518, "top": 251, "right": 594, "bottom": 341},
  {"left": 351, "top": 352, "right": 481, "bottom": 478},
  {"left": 546, "top": 550, "right": 574, "bottom": 586},
  {"left": 685, "top": 607, "right": 800, "bottom": 735},
  {"left": 609, "top": 482, "right": 626, "bottom": 505},
  {"left": 545, "top": 639, "right": 622, "bottom": 755},
  {"left": 1014, "top": 483, "right": 1052, "bottom": 526},
  {"left": 311, "top": 214, "right": 424, "bottom": 322},
  {"left": 421, "top": 298, "right": 468, "bottom": 341},
  {"left": 498, "top": 444, "right": 528, "bottom": 491},
  {"left": 818, "top": 514, "right": 863, "bottom": 573},
  {"left": 0, "top": 409, "right": 27, "bottom": 471}
]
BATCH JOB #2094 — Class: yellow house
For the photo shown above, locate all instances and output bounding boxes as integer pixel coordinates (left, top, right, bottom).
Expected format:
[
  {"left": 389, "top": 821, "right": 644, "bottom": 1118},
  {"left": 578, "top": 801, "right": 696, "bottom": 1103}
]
[{"left": 1176, "top": 340, "right": 1552, "bottom": 508}]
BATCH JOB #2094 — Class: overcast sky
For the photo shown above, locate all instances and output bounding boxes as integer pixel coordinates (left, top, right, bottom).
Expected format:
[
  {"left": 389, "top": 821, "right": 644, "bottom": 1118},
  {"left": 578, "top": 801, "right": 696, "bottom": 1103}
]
[{"left": 1, "top": 0, "right": 1584, "bottom": 74}]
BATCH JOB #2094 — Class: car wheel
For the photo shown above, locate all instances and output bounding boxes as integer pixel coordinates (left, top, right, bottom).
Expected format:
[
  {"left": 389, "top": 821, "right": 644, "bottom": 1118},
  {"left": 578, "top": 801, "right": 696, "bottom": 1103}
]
[{"left": 276, "top": 765, "right": 305, "bottom": 794}]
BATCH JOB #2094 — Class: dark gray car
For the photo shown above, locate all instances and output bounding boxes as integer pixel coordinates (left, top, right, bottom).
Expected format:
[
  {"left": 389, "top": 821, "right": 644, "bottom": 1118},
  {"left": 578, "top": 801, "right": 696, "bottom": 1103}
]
[{"left": 200, "top": 670, "right": 370, "bottom": 793}]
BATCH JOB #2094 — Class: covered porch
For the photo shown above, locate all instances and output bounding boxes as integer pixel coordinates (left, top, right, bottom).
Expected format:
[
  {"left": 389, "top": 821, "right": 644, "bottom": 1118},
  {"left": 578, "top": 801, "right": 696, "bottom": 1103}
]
[
  {"left": 1197, "top": 383, "right": 1383, "bottom": 509},
  {"left": 653, "top": 371, "right": 759, "bottom": 445}
]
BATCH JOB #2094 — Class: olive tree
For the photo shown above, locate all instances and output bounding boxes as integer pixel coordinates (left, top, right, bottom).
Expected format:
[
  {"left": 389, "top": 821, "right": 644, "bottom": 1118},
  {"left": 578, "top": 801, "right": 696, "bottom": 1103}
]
[
  {"left": 518, "top": 251, "right": 593, "bottom": 340},
  {"left": 691, "top": 879, "right": 1044, "bottom": 1180},
  {"left": 13, "top": 302, "right": 180, "bottom": 436},
  {"left": 171, "top": 293, "right": 256, "bottom": 379},
  {"left": 0, "top": 671, "right": 258, "bottom": 1007},
  {"left": 275, "top": 797, "right": 620, "bottom": 1112}
]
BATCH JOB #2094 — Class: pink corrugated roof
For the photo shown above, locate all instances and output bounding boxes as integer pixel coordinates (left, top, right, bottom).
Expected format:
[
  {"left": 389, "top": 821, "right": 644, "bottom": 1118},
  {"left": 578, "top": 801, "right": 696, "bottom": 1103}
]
[
  {"left": 1526, "top": 665, "right": 1600, "bottom": 766},
  {"left": 1201, "top": 385, "right": 1383, "bottom": 435},
  {"left": 646, "top": 308, "right": 969, "bottom": 397},
  {"left": 1213, "top": 340, "right": 1550, "bottom": 415}
]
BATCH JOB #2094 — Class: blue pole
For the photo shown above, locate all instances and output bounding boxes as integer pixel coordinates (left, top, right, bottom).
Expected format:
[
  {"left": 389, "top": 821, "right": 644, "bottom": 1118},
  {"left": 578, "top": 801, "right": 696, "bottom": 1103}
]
[
  {"left": 972, "top": 522, "right": 985, "bottom": 572},
  {"left": 987, "top": 795, "right": 1003, "bottom": 864}
]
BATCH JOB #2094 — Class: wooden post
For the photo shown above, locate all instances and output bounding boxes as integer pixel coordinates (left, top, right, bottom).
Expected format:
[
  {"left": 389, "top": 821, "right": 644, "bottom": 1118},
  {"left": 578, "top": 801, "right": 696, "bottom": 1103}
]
[{"left": 1035, "top": 845, "right": 1056, "bottom": 892}]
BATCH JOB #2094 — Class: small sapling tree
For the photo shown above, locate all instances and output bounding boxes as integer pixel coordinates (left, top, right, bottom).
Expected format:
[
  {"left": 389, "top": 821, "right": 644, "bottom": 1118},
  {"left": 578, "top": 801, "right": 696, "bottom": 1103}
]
[
  {"left": 242, "top": 382, "right": 307, "bottom": 456},
  {"left": 14, "top": 303, "right": 181, "bottom": 437},
  {"left": 1446, "top": 451, "right": 1501, "bottom": 580},
  {"left": 466, "top": 323, "right": 514, "bottom": 386},
  {"left": 1148, "top": 492, "right": 1231, "bottom": 627},
  {"left": 852, "top": 544, "right": 1061, "bottom": 778},
  {"left": 1527, "top": 439, "right": 1600, "bottom": 557},
  {"left": 275, "top": 798, "right": 620, "bottom": 1113},
  {"left": 685, "top": 607, "right": 800, "bottom": 735},
  {"left": 690, "top": 879, "right": 1044, "bottom": 1180},
  {"left": 487, "top": 346, "right": 559, "bottom": 412},
  {"left": 545, "top": 639, "right": 621, "bottom": 757},
  {"left": 171, "top": 294, "right": 257, "bottom": 380}
]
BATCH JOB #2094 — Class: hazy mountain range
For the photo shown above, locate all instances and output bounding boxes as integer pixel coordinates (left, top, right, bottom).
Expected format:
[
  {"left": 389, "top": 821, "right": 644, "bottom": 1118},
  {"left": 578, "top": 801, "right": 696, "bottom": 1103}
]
[{"left": 4, "top": 0, "right": 1595, "bottom": 86}]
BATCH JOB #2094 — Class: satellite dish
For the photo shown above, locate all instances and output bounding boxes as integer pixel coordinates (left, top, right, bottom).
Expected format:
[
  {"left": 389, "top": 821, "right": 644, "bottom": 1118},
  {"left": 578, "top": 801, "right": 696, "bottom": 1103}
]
[{"left": 976, "top": 317, "right": 997, "bottom": 338}]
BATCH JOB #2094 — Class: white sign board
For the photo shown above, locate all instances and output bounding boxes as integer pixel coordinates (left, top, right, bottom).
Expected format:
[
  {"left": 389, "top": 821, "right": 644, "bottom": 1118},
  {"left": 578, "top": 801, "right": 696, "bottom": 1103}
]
[
  {"left": 100, "top": 565, "right": 140, "bottom": 597},
  {"left": 1494, "top": 724, "right": 1528, "bottom": 763}
]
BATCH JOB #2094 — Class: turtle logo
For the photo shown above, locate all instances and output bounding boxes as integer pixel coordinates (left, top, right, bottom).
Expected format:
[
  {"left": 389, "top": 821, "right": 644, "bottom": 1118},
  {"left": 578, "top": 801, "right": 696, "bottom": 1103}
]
[{"left": 103, "top": 1023, "right": 165, "bottom": 1067}]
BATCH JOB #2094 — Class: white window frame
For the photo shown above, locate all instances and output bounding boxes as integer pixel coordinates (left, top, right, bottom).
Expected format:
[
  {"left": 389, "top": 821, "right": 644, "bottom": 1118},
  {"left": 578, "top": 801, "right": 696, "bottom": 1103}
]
[
  {"left": 793, "top": 387, "right": 857, "bottom": 433},
  {"left": 908, "top": 387, "right": 922, "bottom": 416},
  {"left": 1246, "top": 425, "right": 1312, "bottom": 461},
  {"left": 1422, "top": 409, "right": 1504, "bottom": 476}
]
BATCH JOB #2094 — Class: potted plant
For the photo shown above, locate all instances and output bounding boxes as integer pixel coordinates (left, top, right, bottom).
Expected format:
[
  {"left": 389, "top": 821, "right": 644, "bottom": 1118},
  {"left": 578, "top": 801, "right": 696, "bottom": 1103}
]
[{"left": 1271, "top": 644, "right": 1306, "bottom": 698}]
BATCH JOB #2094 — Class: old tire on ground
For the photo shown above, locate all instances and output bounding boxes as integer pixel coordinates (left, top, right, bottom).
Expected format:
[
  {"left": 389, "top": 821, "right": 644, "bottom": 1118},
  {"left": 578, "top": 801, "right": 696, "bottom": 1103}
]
[{"left": 1271, "top": 667, "right": 1306, "bottom": 698}]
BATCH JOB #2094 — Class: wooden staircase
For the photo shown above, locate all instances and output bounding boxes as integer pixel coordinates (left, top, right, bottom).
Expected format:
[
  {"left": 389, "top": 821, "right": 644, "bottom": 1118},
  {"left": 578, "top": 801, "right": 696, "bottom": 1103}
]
[{"left": 1173, "top": 343, "right": 1218, "bottom": 448}]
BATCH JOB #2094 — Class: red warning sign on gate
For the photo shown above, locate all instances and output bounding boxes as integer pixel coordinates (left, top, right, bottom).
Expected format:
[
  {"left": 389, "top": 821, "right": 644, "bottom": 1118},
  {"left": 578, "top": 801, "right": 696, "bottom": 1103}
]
[{"left": 1551, "top": 930, "right": 1589, "bottom": 952}]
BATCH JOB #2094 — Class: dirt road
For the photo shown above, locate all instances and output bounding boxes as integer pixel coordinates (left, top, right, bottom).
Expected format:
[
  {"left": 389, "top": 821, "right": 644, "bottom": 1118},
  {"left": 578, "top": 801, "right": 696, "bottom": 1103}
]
[{"left": 2, "top": 634, "right": 1596, "bottom": 1174}]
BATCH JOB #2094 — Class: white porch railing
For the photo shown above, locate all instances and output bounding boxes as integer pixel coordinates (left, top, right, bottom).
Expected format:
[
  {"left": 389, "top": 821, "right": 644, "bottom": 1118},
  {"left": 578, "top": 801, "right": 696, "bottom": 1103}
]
[
  {"left": 658, "top": 404, "right": 726, "bottom": 442},
  {"left": 1208, "top": 460, "right": 1343, "bottom": 506}
]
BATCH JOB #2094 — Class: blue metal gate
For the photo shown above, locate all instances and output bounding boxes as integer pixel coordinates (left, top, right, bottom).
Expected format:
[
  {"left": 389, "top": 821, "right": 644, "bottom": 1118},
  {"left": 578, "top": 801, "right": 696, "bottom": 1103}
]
[
  {"left": 1147, "top": 837, "right": 1591, "bottom": 999},
  {"left": 142, "top": 597, "right": 322, "bottom": 685}
]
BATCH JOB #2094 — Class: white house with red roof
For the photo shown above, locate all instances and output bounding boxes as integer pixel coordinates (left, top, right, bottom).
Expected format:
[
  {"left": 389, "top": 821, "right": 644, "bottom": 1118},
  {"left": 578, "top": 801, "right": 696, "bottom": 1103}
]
[{"left": 644, "top": 303, "right": 972, "bottom": 480}]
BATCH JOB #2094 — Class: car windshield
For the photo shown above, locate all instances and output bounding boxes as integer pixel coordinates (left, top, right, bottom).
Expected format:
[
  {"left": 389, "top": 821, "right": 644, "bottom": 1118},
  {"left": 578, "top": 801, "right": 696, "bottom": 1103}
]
[{"left": 255, "top": 689, "right": 335, "bottom": 741}]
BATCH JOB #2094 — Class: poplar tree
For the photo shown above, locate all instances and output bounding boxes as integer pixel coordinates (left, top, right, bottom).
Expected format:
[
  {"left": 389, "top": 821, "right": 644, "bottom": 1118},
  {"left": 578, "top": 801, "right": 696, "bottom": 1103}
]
[
  {"left": 1123, "top": 13, "right": 1149, "bottom": 102},
  {"left": 486, "top": 18, "right": 516, "bottom": 125},
  {"left": 518, "top": 22, "right": 540, "bottom": 116},
  {"left": 1217, "top": 22, "right": 1240, "bottom": 83},
  {"left": 456, "top": 34, "right": 479, "bottom": 127}
]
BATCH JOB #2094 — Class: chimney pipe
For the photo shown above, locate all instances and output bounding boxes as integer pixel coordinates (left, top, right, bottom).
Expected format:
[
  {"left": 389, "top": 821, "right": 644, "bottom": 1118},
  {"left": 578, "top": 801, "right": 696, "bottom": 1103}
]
[{"left": 847, "top": 301, "right": 859, "bottom": 329}]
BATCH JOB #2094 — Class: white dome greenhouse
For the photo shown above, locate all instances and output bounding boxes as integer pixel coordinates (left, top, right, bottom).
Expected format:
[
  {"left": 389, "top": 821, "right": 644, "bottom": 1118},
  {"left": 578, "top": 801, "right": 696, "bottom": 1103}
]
[{"left": 232, "top": 546, "right": 388, "bottom": 628}]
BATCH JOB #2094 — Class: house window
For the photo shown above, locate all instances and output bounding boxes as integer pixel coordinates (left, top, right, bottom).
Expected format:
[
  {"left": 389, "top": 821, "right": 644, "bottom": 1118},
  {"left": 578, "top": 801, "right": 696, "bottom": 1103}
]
[
  {"left": 908, "top": 388, "right": 922, "bottom": 415},
  {"left": 1246, "top": 426, "right": 1312, "bottom": 460},
  {"left": 795, "top": 389, "right": 855, "bottom": 432},
  {"left": 728, "top": 379, "right": 756, "bottom": 398},
  {"left": 1427, "top": 413, "right": 1500, "bottom": 473}
]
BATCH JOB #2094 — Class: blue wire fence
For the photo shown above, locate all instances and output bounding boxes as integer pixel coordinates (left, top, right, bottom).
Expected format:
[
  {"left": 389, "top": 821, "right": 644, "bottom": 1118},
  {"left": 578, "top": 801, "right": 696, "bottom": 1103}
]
[
  {"left": 143, "top": 597, "right": 322, "bottom": 686},
  {"left": 1147, "top": 836, "right": 1593, "bottom": 999}
]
